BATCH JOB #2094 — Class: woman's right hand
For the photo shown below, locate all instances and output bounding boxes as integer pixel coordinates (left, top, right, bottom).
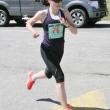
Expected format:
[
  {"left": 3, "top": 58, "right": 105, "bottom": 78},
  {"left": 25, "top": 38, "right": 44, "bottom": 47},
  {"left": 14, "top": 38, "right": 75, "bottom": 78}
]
[{"left": 32, "top": 31, "right": 40, "bottom": 38}]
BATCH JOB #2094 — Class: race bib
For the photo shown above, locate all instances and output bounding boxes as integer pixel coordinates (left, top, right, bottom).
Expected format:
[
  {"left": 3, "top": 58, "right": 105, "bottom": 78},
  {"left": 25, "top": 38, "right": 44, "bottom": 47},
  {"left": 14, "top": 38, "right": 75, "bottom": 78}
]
[{"left": 48, "top": 23, "right": 64, "bottom": 39}]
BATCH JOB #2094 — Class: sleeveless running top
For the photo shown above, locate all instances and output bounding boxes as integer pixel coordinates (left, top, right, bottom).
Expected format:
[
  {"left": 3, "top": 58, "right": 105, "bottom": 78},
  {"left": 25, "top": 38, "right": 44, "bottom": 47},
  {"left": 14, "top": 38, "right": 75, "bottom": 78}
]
[{"left": 42, "top": 9, "right": 65, "bottom": 48}]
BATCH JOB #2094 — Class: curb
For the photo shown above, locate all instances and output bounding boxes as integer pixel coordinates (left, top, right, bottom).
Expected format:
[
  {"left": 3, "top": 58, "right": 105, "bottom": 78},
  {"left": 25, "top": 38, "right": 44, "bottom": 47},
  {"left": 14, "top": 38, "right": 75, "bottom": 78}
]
[{"left": 97, "top": 21, "right": 110, "bottom": 24}]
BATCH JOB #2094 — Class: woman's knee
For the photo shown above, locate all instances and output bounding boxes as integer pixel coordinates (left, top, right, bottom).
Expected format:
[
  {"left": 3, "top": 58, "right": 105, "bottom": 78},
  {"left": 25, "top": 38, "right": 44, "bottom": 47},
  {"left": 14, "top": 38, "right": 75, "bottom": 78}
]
[
  {"left": 55, "top": 71, "right": 65, "bottom": 83},
  {"left": 45, "top": 68, "right": 52, "bottom": 79}
]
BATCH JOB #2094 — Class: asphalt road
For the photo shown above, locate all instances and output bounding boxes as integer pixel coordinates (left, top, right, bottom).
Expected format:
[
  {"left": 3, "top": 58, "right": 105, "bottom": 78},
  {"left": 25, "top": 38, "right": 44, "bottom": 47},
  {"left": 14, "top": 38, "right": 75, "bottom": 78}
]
[{"left": 0, "top": 22, "right": 110, "bottom": 110}]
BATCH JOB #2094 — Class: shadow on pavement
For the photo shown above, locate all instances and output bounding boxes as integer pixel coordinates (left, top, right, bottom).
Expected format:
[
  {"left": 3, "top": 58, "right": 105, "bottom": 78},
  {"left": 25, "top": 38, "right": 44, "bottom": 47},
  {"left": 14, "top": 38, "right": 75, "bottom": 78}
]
[
  {"left": 82, "top": 24, "right": 110, "bottom": 28},
  {"left": 36, "top": 98, "right": 61, "bottom": 105},
  {"left": 6, "top": 23, "right": 42, "bottom": 27},
  {"left": 4, "top": 23, "right": 110, "bottom": 28},
  {"left": 36, "top": 98, "right": 109, "bottom": 110},
  {"left": 73, "top": 107, "right": 109, "bottom": 110}
]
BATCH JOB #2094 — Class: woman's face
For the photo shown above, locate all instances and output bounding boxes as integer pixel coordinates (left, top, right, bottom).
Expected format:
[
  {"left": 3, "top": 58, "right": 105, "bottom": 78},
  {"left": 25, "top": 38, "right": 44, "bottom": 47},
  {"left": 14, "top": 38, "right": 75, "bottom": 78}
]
[{"left": 49, "top": 0, "right": 62, "bottom": 12}]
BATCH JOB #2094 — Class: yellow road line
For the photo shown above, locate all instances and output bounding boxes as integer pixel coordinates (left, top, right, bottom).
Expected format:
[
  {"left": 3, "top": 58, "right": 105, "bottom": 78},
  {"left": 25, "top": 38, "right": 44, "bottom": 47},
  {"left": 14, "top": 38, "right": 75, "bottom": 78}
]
[{"left": 53, "top": 89, "right": 108, "bottom": 110}]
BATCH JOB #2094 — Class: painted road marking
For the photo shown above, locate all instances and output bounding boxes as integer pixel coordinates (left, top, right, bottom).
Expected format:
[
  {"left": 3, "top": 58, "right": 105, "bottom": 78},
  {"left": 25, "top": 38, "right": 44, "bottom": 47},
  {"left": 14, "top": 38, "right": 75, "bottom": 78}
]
[{"left": 53, "top": 89, "right": 108, "bottom": 110}]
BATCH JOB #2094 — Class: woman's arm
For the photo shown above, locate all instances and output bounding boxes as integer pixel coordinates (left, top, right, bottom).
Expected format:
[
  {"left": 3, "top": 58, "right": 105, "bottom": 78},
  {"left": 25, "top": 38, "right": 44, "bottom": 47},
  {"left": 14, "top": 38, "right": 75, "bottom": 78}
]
[
  {"left": 60, "top": 17, "right": 77, "bottom": 34},
  {"left": 65, "top": 18, "right": 77, "bottom": 34},
  {"left": 63, "top": 9, "right": 77, "bottom": 34},
  {"left": 26, "top": 10, "right": 46, "bottom": 38}
]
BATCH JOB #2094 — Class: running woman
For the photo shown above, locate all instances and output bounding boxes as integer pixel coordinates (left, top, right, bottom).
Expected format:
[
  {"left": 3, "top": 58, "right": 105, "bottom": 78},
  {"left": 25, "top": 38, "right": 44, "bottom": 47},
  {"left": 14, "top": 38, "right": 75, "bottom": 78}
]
[{"left": 26, "top": 0, "right": 77, "bottom": 110}]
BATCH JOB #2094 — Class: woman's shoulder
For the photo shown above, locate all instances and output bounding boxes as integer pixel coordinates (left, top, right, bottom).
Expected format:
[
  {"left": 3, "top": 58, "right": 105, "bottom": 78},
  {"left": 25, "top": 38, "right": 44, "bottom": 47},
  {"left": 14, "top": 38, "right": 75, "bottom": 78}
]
[
  {"left": 38, "top": 9, "right": 48, "bottom": 15},
  {"left": 37, "top": 9, "right": 48, "bottom": 22},
  {"left": 36, "top": 9, "right": 47, "bottom": 17}
]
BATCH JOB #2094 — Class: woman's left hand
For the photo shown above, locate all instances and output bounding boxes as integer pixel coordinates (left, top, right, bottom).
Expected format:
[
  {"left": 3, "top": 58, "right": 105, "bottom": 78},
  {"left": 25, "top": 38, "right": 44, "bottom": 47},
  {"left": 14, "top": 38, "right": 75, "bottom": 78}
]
[
  {"left": 60, "top": 17, "right": 77, "bottom": 34},
  {"left": 59, "top": 17, "right": 68, "bottom": 27}
]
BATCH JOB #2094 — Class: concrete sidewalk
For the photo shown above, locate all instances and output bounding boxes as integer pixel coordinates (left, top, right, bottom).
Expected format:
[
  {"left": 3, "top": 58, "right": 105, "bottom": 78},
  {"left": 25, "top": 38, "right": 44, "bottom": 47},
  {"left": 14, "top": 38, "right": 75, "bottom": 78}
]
[{"left": 97, "top": 20, "right": 110, "bottom": 24}]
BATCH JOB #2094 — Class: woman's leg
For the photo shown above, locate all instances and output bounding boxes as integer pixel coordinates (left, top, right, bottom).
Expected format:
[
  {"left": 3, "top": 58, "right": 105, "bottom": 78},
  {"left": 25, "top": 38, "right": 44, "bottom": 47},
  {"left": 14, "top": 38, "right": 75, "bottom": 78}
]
[
  {"left": 26, "top": 70, "right": 47, "bottom": 90},
  {"left": 56, "top": 81, "right": 73, "bottom": 110},
  {"left": 56, "top": 81, "right": 68, "bottom": 109},
  {"left": 32, "top": 70, "right": 47, "bottom": 81}
]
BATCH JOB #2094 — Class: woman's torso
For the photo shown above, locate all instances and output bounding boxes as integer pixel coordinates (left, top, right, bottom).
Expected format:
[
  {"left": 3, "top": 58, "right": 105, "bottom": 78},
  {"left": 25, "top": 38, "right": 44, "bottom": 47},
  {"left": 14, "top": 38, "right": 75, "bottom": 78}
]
[{"left": 42, "top": 8, "right": 65, "bottom": 49}]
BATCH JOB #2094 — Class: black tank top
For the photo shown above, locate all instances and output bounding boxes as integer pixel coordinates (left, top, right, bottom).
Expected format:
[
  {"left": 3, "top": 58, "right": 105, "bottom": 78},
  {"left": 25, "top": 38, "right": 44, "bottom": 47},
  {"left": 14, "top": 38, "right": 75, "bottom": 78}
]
[{"left": 42, "top": 9, "right": 65, "bottom": 48}]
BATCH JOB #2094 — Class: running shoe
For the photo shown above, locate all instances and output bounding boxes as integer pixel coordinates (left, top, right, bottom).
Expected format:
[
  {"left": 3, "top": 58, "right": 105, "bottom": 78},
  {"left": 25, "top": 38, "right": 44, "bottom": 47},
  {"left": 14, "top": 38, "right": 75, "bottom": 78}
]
[
  {"left": 65, "top": 104, "right": 73, "bottom": 110},
  {"left": 26, "top": 71, "right": 35, "bottom": 90}
]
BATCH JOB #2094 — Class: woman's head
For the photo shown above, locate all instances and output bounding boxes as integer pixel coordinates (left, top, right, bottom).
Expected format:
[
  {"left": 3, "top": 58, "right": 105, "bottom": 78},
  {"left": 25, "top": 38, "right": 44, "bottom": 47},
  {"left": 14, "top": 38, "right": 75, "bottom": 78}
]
[
  {"left": 50, "top": 0, "right": 62, "bottom": 3},
  {"left": 48, "top": 0, "right": 62, "bottom": 11}
]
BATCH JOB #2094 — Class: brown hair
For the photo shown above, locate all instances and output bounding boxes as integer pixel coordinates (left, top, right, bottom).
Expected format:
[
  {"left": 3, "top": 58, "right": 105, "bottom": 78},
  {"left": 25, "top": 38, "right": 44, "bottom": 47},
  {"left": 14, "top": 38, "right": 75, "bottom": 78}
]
[{"left": 51, "top": 0, "right": 62, "bottom": 3}]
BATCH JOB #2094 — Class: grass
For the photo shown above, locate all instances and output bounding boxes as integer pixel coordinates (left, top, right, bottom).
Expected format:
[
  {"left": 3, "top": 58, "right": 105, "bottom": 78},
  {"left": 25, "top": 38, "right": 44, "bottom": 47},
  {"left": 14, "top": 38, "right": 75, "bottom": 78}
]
[{"left": 103, "top": 0, "right": 110, "bottom": 20}]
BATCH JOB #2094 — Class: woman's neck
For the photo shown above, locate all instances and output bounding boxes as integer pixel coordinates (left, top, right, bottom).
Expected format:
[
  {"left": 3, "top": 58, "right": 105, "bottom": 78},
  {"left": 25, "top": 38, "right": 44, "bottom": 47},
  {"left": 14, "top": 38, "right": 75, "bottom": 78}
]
[{"left": 49, "top": 6, "right": 59, "bottom": 15}]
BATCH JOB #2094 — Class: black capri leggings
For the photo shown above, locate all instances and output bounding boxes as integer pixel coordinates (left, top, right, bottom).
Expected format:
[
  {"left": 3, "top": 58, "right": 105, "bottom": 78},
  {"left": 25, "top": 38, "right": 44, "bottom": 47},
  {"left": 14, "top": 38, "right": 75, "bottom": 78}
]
[{"left": 40, "top": 43, "right": 64, "bottom": 83}]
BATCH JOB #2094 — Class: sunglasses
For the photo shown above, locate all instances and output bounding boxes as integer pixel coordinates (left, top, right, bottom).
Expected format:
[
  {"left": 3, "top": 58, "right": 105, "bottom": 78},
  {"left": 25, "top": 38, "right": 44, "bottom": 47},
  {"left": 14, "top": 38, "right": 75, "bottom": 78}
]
[{"left": 51, "top": 0, "right": 62, "bottom": 3}]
